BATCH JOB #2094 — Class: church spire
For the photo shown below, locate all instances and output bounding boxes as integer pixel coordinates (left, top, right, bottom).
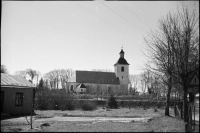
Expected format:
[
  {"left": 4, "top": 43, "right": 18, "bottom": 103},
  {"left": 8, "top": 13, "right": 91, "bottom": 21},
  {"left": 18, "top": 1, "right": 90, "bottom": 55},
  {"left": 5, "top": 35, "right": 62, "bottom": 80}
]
[{"left": 119, "top": 46, "right": 124, "bottom": 58}]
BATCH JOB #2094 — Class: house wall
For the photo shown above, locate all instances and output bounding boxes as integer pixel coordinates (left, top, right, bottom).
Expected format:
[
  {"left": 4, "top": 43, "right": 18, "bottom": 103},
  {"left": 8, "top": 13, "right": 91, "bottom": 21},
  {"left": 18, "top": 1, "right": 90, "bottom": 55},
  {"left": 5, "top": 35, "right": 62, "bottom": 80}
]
[
  {"left": 1, "top": 87, "right": 34, "bottom": 115},
  {"left": 75, "top": 87, "right": 87, "bottom": 93}
]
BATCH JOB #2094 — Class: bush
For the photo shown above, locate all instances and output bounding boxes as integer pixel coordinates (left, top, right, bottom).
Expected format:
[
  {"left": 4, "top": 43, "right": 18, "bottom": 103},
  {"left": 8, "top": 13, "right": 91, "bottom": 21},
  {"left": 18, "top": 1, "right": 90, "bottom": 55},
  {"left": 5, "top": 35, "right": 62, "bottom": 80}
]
[
  {"left": 107, "top": 95, "right": 118, "bottom": 109},
  {"left": 81, "top": 101, "right": 97, "bottom": 111},
  {"left": 65, "top": 100, "right": 75, "bottom": 110}
]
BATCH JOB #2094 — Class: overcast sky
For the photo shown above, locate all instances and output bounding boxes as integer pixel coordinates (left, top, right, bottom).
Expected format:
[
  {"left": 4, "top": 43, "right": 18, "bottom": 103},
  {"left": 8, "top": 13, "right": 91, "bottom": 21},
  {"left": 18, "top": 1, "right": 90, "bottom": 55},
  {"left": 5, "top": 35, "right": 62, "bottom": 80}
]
[{"left": 1, "top": 1, "right": 199, "bottom": 76}]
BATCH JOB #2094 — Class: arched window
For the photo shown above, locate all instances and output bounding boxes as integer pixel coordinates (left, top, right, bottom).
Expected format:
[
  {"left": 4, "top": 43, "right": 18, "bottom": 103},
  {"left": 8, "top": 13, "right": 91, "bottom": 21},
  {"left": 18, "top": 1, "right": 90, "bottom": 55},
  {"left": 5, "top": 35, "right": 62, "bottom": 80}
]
[{"left": 121, "top": 66, "right": 124, "bottom": 72}]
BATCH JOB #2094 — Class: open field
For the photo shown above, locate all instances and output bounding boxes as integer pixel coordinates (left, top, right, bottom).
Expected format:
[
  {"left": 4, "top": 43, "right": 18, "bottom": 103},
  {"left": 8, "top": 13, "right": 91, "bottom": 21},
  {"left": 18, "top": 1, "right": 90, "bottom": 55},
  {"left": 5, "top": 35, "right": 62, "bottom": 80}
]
[{"left": 1, "top": 107, "right": 199, "bottom": 132}]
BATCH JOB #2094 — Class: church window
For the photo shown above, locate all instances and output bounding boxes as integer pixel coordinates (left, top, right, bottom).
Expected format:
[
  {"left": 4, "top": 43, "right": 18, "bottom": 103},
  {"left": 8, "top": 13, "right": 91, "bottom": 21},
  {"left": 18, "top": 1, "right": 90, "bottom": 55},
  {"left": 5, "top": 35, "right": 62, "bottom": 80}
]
[
  {"left": 71, "top": 85, "right": 73, "bottom": 91},
  {"left": 121, "top": 67, "right": 124, "bottom": 72},
  {"left": 122, "top": 76, "right": 123, "bottom": 79}
]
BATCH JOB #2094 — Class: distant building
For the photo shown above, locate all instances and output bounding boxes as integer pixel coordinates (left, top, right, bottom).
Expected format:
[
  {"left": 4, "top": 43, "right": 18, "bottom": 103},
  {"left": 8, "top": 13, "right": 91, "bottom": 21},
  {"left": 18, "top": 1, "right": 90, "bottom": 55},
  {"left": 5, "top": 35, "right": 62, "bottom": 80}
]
[
  {"left": 68, "top": 48, "right": 130, "bottom": 95},
  {"left": 1, "top": 73, "right": 35, "bottom": 115}
]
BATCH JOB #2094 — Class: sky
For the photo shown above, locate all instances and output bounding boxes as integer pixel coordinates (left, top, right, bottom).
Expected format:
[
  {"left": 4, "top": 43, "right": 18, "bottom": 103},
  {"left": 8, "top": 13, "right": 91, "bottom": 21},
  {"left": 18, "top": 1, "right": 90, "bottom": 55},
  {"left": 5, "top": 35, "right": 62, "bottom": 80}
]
[{"left": 1, "top": 1, "right": 199, "bottom": 76}]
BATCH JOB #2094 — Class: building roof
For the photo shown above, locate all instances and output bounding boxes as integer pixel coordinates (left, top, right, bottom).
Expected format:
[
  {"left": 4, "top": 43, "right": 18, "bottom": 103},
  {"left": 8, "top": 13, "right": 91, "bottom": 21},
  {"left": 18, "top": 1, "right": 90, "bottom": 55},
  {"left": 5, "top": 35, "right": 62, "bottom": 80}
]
[
  {"left": 75, "top": 70, "right": 120, "bottom": 85},
  {"left": 77, "top": 83, "right": 87, "bottom": 88},
  {"left": 1, "top": 73, "right": 35, "bottom": 88},
  {"left": 114, "top": 58, "right": 130, "bottom": 65}
]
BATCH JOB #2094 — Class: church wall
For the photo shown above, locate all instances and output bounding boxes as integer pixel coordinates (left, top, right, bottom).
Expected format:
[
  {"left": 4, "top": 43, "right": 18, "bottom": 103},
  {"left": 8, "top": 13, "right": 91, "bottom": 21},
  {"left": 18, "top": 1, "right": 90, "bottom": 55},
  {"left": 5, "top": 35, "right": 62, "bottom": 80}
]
[
  {"left": 115, "top": 64, "right": 129, "bottom": 85},
  {"left": 82, "top": 83, "right": 121, "bottom": 95},
  {"left": 120, "top": 84, "right": 128, "bottom": 95},
  {"left": 67, "top": 82, "right": 121, "bottom": 95},
  {"left": 114, "top": 64, "right": 129, "bottom": 95}
]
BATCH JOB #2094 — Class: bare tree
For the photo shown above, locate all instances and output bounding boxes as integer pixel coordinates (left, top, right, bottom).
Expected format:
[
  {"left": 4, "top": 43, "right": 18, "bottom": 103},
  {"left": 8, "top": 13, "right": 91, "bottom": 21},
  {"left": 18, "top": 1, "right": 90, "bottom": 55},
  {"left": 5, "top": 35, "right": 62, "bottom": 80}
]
[
  {"left": 43, "top": 69, "right": 74, "bottom": 90},
  {"left": 139, "top": 71, "right": 152, "bottom": 95},
  {"left": 15, "top": 70, "right": 27, "bottom": 79},
  {"left": 35, "top": 71, "right": 41, "bottom": 87},
  {"left": 26, "top": 69, "right": 37, "bottom": 83},
  {"left": 129, "top": 74, "right": 139, "bottom": 95},
  {"left": 1, "top": 65, "right": 8, "bottom": 74},
  {"left": 169, "top": 5, "right": 199, "bottom": 122},
  {"left": 144, "top": 4, "right": 199, "bottom": 118}
]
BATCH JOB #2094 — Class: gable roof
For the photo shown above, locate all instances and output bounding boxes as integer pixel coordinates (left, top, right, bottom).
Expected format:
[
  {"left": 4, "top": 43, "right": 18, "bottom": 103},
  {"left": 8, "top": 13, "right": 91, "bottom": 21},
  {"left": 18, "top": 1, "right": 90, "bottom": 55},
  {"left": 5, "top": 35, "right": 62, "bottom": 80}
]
[
  {"left": 77, "top": 83, "right": 87, "bottom": 88},
  {"left": 75, "top": 70, "right": 120, "bottom": 85},
  {"left": 1, "top": 73, "right": 35, "bottom": 88}
]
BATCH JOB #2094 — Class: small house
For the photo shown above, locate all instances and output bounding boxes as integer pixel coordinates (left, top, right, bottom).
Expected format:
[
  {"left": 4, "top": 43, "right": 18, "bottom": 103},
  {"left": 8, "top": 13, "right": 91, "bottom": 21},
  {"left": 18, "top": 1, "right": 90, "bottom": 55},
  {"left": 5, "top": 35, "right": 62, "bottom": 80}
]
[{"left": 1, "top": 73, "right": 35, "bottom": 115}]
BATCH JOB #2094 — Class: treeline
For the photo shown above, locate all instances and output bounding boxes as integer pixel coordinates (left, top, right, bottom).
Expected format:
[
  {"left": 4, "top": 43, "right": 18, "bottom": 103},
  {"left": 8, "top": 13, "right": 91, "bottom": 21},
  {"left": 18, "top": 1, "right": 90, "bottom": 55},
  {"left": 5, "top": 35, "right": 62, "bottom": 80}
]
[{"left": 15, "top": 68, "right": 74, "bottom": 90}]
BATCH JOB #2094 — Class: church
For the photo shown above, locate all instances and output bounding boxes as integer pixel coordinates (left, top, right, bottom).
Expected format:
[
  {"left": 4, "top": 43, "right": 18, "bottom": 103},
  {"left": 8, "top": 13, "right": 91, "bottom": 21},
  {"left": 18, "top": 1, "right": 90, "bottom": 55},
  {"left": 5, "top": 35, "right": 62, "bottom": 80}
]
[{"left": 68, "top": 48, "right": 130, "bottom": 95}]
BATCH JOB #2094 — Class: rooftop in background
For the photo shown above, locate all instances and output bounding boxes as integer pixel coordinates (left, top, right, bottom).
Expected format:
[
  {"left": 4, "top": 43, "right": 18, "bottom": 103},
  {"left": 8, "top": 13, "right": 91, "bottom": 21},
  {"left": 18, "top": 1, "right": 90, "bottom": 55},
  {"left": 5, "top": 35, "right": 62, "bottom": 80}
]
[
  {"left": 75, "top": 70, "right": 120, "bottom": 85},
  {"left": 1, "top": 73, "right": 35, "bottom": 88}
]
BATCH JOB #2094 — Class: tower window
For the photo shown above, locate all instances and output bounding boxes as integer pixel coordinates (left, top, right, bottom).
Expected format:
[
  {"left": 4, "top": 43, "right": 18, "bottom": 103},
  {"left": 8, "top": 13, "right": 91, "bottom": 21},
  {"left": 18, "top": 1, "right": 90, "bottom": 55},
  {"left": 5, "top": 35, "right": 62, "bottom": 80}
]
[
  {"left": 121, "top": 66, "right": 124, "bottom": 72},
  {"left": 122, "top": 76, "right": 123, "bottom": 79}
]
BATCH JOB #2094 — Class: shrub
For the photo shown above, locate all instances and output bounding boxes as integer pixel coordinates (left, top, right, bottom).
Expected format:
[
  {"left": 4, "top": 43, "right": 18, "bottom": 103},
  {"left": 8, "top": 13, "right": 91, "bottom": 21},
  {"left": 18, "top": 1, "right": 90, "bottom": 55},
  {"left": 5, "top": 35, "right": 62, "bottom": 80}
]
[
  {"left": 65, "top": 100, "right": 75, "bottom": 110},
  {"left": 81, "top": 101, "right": 97, "bottom": 111},
  {"left": 78, "top": 94, "right": 93, "bottom": 99},
  {"left": 107, "top": 95, "right": 118, "bottom": 109}
]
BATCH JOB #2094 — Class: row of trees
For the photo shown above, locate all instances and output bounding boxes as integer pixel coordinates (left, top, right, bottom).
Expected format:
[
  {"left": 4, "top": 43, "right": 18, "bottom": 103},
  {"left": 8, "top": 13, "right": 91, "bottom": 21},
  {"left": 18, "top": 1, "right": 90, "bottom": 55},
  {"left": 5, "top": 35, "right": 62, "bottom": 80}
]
[
  {"left": 143, "top": 3, "right": 199, "bottom": 122},
  {"left": 15, "top": 68, "right": 74, "bottom": 90},
  {"left": 15, "top": 69, "right": 41, "bottom": 85},
  {"left": 43, "top": 69, "right": 74, "bottom": 89},
  {"left": 129, "top": 72, "right": 167, "bottom": 97}
]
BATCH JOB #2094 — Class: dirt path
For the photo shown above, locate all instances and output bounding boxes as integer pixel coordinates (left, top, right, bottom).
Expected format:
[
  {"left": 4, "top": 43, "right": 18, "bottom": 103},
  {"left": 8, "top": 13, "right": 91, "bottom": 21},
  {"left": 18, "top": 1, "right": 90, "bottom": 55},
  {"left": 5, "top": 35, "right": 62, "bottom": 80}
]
[{"left": 1, "top": 116, "right": 153, "bottom": 123}]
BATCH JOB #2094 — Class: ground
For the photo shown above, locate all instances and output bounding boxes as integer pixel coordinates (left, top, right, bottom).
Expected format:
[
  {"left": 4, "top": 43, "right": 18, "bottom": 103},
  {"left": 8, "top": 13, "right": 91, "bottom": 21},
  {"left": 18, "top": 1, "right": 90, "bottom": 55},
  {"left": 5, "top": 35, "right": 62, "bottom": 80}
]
[{"left": 1, "top": 107, "right": 199, "bottom": 132}]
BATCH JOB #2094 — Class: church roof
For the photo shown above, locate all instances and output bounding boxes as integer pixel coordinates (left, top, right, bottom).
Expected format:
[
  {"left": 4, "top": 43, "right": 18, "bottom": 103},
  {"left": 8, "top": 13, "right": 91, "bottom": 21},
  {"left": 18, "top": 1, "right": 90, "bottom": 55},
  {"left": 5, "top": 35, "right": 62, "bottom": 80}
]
[
  {"left": 75, "top": 70, "right": 120, "bottom": 85},
  {"left": 114, "top": 58, "right": 130, "bottom": 65}
]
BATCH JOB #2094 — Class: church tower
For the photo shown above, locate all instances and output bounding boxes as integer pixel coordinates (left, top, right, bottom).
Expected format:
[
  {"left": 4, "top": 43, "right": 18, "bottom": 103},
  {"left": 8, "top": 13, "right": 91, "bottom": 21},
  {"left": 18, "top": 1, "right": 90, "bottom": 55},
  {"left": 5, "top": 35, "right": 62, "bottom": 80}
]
[{"left": 114, "top": 48, "right": 129, "bottom": 95}]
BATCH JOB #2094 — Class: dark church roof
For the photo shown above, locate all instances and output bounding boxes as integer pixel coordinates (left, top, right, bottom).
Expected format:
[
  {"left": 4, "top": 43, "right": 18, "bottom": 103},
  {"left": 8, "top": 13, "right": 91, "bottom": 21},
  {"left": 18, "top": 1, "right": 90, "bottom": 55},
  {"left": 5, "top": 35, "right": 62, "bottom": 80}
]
[
  {"left": 114, "top": 58, "right": 130, "bottom": 65},
  {"left": 75, "top": 70, "right": 120, "bottom": 85},
  {"left": 114, "top": 49, "right": 130, "bottom": 65}
]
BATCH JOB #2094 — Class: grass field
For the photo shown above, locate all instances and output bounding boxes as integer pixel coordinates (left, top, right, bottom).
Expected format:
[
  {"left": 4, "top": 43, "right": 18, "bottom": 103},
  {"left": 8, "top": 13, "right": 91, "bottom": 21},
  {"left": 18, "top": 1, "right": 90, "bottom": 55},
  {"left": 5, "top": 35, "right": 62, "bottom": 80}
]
[{"left": 1, "top": 107, "right": 198, "bottom": 132}]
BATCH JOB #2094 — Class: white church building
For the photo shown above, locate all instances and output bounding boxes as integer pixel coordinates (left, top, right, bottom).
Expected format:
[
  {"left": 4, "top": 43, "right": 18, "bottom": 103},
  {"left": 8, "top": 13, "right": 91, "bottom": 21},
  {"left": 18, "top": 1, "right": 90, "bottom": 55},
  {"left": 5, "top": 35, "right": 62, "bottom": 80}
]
[{"left": 68, "top": 48, "right": 130, "bottom": 95}]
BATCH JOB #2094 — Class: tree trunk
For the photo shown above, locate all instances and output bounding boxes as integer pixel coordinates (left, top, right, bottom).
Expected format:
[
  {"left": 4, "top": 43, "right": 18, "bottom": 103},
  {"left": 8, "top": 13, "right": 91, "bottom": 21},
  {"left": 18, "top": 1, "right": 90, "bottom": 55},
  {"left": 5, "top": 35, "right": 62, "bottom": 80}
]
[
  {"left": 165, "top": 76, "right": 172, "bottom": 116},
  {"left": 183, "top": 85, "right": 188, "bottom": 122}
]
